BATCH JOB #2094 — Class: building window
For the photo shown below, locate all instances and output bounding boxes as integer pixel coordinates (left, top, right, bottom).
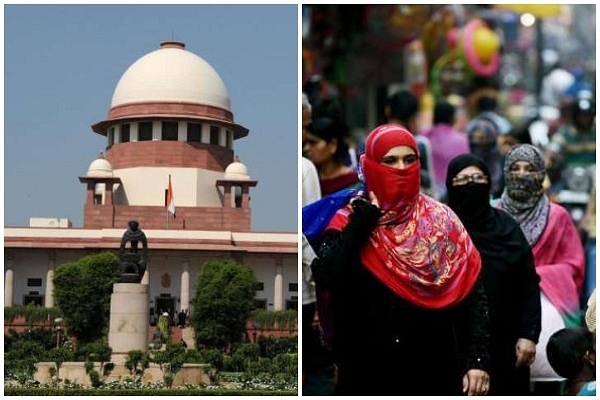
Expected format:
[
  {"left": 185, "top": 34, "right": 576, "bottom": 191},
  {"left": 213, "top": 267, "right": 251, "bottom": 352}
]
[
  {"left": 187, "top": 123, "right": 202, "bottom": 143},
  {"left": 121, "top": 124, "right": 130, "bottom": 143},
  {"left": 226, "top": 130, "right": 232, "bottom": 148},
  {"left": 234, "top": 186, "right": 242, "bottom": 208},
  {"left": 162, "top": 121, "right": 178, "bottom": 141},
  {"left": 254, "top": 299, "right": 267, "bottom": 310},
  {"left": 210, "top": 126, "right": 220, "bottom": 145},
  {"left": 27, "top": 278, "right": 42, "bottom": 287},
  {"left": 288, "top": 283, "right": 298, "bottom": 292},
  {"left": 138, "top": 122, "right": 153, "bottom": 141},
  {"left": 256, "top": 282, "right": 264, "bottom": 291},
  {"left": 286, "top": 299, "right": 298, "bottom": 311},
  {"left": 108, "top": 127, "right": 114, "bottom": 147},
  {"left": 23, "top": 294, "right": 43, "bottom": 306}
]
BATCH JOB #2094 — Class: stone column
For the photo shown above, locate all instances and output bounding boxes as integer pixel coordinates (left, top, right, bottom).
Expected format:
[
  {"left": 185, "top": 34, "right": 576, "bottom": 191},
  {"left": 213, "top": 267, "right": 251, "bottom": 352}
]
[
  {"left": 180, "top": 261, "right": 190, "bottom": 312},
  {"left": 273, "top": 263, "right": 283, "bottom": 311},
  {"left": 5, "top": 267, "right": 14, "bottom": 307},
  {"left": 141, "top": 260, "right": 150, "bottom": 285},
  {"left": 45, "top": 264, "right": 55, "bottom": 308},
  {"left": 108, "top": 283, "right": 149, "bottom": 364}
]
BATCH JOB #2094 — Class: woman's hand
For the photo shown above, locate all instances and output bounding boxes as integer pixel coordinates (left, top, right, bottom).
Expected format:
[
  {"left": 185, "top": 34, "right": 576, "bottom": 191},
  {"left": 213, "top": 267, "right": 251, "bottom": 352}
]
[
  {"left": 368, "top": 191, "right": 379, "bottom": 208},
  {"left": 462, "top": 369, "right": 490, "bottom": 396},
  {"left": 515, "top": 338, "right": 536, "bottom": 367}
]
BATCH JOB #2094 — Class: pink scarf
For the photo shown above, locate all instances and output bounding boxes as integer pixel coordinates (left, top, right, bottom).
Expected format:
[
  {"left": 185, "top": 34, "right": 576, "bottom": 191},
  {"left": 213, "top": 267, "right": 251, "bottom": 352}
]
[{"left": 532, "top": 203, "right": 585, "bottom": 325}]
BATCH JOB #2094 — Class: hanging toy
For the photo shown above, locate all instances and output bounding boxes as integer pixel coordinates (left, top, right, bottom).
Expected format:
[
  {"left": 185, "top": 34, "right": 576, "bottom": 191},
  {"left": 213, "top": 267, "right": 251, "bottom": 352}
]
[
  {"left": 429, "top": 28, "right": 463, "bottom": 99},
  {"left": 461, "top": 19, "right": 500, "bottom": 77}
]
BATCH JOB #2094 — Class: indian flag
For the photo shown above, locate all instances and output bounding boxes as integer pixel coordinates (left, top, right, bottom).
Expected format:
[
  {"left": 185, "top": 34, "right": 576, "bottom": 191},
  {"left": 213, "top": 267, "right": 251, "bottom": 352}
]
[{"left": 167, "top": 175, "right": 176, "bottom": 218}]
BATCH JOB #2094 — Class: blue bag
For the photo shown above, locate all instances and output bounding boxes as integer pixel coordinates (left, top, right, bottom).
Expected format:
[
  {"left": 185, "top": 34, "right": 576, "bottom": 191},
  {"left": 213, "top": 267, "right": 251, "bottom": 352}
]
[{"left": 302, "top": 186, "right": 363, "bottom": 242}]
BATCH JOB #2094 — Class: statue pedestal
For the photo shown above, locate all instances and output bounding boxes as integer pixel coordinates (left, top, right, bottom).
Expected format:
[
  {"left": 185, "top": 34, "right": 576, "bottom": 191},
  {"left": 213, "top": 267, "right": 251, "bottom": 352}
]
[{"left": 108, "top": 283, "right": 149, "bottom": 362}]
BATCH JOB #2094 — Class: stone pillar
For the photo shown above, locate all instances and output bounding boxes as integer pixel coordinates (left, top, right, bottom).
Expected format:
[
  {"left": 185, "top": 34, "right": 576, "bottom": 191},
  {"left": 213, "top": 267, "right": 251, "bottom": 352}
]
[
  {"left": 104, "top": 182, "right": 114, "bottom": 205},
  {"left": 274, "top": 264, "right": 283, "bottom": 311},
  {"left": 86, "top": 181, "right": 95, "bottom": 206},
  {"left": 108, "top": 283, "right": 149, "bottom": 363},
  {"left": 241, "top": 185, "right": 250, "bottom": 208},
  {"left": 180, "top": 261, "right": 190, "bottom": 312},
  {"left": 141, "top": 261, "right": 150, "bottom": 285},
  {"left": 5, "top": 268, "right": 14, "bottom": 307},
  {"left": 45, "top": 254, "right": 55, "bottom": 308}
]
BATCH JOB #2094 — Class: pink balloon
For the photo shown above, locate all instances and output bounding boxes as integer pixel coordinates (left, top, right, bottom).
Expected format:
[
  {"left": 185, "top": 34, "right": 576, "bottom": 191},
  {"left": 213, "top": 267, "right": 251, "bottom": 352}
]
[
  {"left": 446, "top": 28, "right": 459, "bottom": 50},
  {"left": 462, "top": 19, "right": 499, "bottom": 77}
]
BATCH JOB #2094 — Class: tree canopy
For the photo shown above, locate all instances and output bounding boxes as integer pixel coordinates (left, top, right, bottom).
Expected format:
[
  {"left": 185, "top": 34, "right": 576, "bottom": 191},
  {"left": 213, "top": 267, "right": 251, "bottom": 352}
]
[
  {"left": 53, "top": 252, "right": 121, "bottom": 344},
  {"left": 191, "top": 259, "right": 258, "bottom": 351}
]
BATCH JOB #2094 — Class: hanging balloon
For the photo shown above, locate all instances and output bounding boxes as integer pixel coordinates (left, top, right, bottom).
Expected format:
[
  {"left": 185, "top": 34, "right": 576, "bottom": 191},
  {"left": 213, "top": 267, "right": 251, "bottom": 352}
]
[
  {"left": 446, "top": 28, "right": 460, "bottom": 51},
  {"left": 473, "top": 27, "right": 499, "bottom": 63},
  {"left": 461, "top": 19, "right": 500, "bottom": 77}
]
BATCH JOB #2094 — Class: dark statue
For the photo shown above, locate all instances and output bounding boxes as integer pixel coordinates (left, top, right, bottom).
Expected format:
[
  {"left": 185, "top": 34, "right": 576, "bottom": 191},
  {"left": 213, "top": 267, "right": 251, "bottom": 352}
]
[{"left": 119, "top": 220, "right": 148, "bottom": 283}]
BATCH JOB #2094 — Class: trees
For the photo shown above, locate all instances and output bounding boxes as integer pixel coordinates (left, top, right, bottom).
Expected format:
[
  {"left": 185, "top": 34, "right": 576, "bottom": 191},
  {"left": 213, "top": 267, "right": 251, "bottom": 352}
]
[
  {"left": 151, "top": 342, "right": 187, "bottom": 389},
  {"left": 191, "top": 259, "right": 258, "bottom": 352},
  {"left": 80, "top": 342, "right": 115, "bottom": 388},
  {"left": 5, "top": 326, "right": 58, "bottom": 385},
  {"left": 53, "top": 252, "right": 121, "bottom": 344},
  {"left": 48, "top": 346, "right": 74, "bottom": 387},
  {"left": 124, "top": 350, "right": 150, "bottom": 388}
]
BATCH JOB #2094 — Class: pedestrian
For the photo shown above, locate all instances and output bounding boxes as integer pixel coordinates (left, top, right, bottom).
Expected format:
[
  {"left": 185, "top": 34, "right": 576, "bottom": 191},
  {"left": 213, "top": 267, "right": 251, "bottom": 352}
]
[
  {"left": 495, "top": 144, "right": 586, "bottom": 392},
  {"left": 311, "top": 123, "right": 491, "bottom": 395},
  {"left": 423, "top": 98, "right": 470, "bottom": 202},
  {"left": 578, "top": 182, "right": 596, "bottom": 307},
  {"left": 465, "top": 94, "right": 512, "bottom": 135},
  {"left": 302, "top": 93, "right": 336, "bottom": 396},
  {"left": 384, "top": 89, "right": 436, "bottom": 198},
  {"left": 585, "top": 289, "right": 596, "bottom": 335},
  {"left": 303, "top": 117, "right": 361, "bottom": 197},
  {"left": 446, "top": 153, "right": 542, "bottom": 395},
  {"left": 546, "top": 327, "right": 596, "bottom": 395},
  {"left": 466, "top": 118, "right": 505, "bottom": 199}
]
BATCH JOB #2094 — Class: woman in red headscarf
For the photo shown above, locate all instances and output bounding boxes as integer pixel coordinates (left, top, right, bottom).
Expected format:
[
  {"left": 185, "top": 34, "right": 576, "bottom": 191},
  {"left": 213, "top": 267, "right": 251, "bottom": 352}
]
[{"left": 310, "top": 123, "right": 491, "bottom": 396}]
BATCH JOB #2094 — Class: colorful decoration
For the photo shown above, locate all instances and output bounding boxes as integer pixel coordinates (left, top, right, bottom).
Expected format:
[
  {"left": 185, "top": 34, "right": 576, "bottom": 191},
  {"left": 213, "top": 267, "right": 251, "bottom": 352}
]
[
  {"left": 496, "top": 4, "right": 564, "bottom": 18},
  {"left": 461, "top": 19, "right": 500, "bottom": 77},
  {"left": 446, "top": 28, "right": 460, "bottom": 51},
  {"left": 161, "top": 273, "right": 171, "bottom": 288},
  {"left": 428, "top": 18, "right": 501, "bottom": 100}
]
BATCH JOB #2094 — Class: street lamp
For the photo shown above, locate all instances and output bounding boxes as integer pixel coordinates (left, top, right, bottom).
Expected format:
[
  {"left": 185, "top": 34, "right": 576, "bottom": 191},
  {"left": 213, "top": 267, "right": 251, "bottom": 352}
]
[{"left": 54, "top": 317, "right": 63, "bottom": 348}]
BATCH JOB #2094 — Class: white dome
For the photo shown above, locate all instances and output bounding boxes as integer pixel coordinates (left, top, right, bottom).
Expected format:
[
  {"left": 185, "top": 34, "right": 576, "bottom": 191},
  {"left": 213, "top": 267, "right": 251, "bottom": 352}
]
[
  {"left": 224, "top": 161, "right": 250, "bottom": 181},
  {"left": 111, "top": 41, "right": 231, "bottom": 111},
  {"left": 87, "top": 155, "right": 113, "bottom": 177}
]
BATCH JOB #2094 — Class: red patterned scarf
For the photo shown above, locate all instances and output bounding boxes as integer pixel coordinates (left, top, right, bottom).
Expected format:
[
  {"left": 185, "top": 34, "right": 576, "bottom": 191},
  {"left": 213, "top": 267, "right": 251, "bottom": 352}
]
[{"left": 328, "top": 124, "right": 481, "bottom": 308}]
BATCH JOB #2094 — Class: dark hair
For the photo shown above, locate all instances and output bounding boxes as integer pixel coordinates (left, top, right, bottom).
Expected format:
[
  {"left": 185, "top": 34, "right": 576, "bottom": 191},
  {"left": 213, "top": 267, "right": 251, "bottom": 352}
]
[
  {"left": 387, "top": 90, "right": 419, "bottom": 123},
  {"left": 476, "top": 95, "right": 498, "bottom": 112},
  {"left": 307, "top": 117, "right": 350, "bottom": 163},
  {"left": 433, "top": 99, "right": 455, "bottom": 125},
  {"left": 546, "top": 327, "right": 594, "bottom": 380},
  {"left": 303, "top": 75, "right": 344, "bottom": 124}
]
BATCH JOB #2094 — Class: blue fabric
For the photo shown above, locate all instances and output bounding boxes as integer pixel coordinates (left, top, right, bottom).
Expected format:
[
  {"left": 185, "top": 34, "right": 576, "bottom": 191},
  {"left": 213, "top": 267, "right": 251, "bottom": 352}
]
[
  {"left": 584, "top": 238, "right": 596, "bottom": 303},
  {"left": 302, "top": 186, "right": 363, "bottom": 242},
  {"left": 577, "top": 381, "right": 596, "bottom": 396}
]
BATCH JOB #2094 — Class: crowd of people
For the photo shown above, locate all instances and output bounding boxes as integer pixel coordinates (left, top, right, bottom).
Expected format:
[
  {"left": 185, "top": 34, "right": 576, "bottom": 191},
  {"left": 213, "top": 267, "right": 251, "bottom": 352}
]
[{"left": 301, "top": 72, "right": 595, "bottom": 395}]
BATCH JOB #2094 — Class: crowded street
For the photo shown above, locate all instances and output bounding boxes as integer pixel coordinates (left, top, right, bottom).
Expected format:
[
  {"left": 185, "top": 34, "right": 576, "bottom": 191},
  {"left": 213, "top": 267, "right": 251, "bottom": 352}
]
[{"left": 301, "top": 4, "right": 595, "bottom": 396}]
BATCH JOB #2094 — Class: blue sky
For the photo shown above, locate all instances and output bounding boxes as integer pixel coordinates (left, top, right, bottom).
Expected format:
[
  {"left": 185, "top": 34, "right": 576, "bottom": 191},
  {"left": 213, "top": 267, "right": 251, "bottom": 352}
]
[{"left": 4, "top": 4, "right": 299, "bottom": 233}]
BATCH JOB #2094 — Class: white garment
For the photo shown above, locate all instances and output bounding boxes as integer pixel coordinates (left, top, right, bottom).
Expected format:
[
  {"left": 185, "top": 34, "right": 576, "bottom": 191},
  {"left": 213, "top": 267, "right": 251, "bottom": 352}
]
[
  {"left": 416, "top": 135, "right": 438, "bottom": 199},
  {"left": 531, "top": 293, "right": 566, "bottom": 381},
  {"left": 540, "top": 68, "right": 575, "bottom": 108},
  {"left": 302, "top": 157, "right": 321, "bottom": 207},
  {"left": 302, "top": 157, "right": 321, "bottom": 306},
  {"left": 302, "top": 234, "right": 318, "bottom": 305}
]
